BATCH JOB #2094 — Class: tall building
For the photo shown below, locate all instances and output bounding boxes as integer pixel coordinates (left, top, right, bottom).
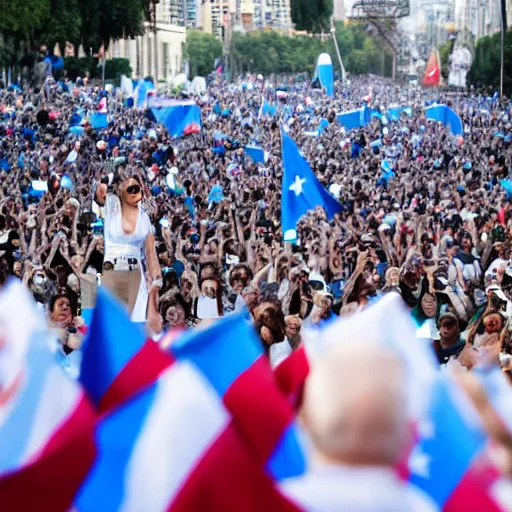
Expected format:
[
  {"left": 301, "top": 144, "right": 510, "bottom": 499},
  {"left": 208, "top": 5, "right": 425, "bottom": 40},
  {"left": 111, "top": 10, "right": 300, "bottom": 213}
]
[
  {"left": 110, "top": 0, "right": 186, "bottom": 80},
  {"left": 201, "top": 0, "right": 292, "bottom": 34},
  {"left": 333, "top": 0, "right": 345, "bottom": 21},
  {"left": 455, "top": 0, "right": 501, "bottom": 38}
]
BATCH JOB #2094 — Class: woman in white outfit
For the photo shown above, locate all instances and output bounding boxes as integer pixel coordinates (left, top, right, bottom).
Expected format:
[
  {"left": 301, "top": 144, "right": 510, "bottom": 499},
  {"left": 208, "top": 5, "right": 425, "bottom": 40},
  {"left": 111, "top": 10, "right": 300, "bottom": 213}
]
[{"left": 97, "top": 172, "right": 162, "bottom": 334}]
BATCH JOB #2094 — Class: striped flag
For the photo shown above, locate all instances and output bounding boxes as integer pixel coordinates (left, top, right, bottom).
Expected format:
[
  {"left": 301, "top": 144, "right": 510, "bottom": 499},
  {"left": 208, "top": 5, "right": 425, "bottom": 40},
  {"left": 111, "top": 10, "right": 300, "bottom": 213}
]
[
  {"left": 0, "top": 280, "right": 96, "bottom": 512},
  {"left": 76, "top": 293, "right": 305, "bottom": 511},
  {"left": 407, "top": 373, "right": 503, "bottom": 511},
  {"left": 80, "top": 289, "right": 172, "bottom": 414}
]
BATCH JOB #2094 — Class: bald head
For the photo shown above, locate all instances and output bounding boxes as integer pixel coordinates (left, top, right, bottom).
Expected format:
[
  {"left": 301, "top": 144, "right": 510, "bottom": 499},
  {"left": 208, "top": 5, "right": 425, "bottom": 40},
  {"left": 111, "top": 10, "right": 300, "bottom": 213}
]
[{"left": 303, "top": 342, "right": 408, "bottom": 467}]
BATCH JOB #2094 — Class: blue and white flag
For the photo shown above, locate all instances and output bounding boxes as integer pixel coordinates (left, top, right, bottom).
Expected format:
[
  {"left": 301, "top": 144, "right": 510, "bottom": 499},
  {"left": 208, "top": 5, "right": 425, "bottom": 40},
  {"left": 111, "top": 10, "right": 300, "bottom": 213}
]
[{"left": 281, "top": 131, "right": 340, "bottom": 242}]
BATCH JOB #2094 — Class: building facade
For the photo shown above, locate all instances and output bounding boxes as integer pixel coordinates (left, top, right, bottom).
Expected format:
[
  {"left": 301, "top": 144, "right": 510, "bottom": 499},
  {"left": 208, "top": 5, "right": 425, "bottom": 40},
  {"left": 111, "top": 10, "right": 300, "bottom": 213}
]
[
  {"left": 109, "top": 0, "right": 186, "bottom": 81},
  {"left": 333, "top": 0, "right": 345, "bottom": 21},
  {"left": 454, "top": 0, "right": 501, "bottom": 38},
  {"left": 200, "top": 0, "right": 292, "bottom": 34}
]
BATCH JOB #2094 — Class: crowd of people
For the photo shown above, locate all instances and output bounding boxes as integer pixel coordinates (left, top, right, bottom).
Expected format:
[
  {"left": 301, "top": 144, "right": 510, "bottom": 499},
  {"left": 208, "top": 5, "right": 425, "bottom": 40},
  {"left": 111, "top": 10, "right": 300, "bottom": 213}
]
[{"left": 0, "top": 73, "right": 511, "bottom": 377}]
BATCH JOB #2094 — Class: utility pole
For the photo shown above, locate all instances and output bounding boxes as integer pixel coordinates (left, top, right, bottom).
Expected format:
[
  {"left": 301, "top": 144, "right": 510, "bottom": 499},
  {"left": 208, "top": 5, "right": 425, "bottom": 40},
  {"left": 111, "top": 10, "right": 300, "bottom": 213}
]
[
  {"left": 499, "top": 0, "right": 507, "bottom": 98},
  {"left": 330, "top": 16, "right": 347, "bottom": 83},
  {"left": 150, "top": 0, "right": 160, "bottom": 83}
]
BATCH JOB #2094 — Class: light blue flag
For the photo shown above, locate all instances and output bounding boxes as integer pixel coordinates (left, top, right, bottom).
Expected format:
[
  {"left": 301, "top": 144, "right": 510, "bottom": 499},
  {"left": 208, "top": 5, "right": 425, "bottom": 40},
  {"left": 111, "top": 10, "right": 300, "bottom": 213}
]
[
  {"left": 281, "top": 131, "right": 340, "bottom": 242},
  {"left": 244, "top": 145, "right": 265, "bottom": 163},
  {"left": 425, "top": 105, "right": 463, "bottom": 136}
]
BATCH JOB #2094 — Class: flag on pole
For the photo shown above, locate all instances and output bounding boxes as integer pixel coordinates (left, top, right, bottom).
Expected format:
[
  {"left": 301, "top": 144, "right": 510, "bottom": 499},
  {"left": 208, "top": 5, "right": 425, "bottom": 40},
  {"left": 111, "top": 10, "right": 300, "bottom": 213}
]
[
  {"left": 281, "top": 131, "right": 340, "bottom": 242},
  {"left": 423, "top": 50, "right": 441, "bottom": 87},
  {"left": 0, "top": 280, "right": 96, "bottom": 512},
  {"left": 76, "top": 313, "right": 305, "bottom": 511}
]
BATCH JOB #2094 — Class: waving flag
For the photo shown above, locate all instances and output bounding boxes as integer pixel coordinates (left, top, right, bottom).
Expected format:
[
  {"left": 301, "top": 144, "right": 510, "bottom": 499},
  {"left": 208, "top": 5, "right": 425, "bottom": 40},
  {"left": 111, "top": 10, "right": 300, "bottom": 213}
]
[
  {"left": 423, "top": 50, "right": 441, "bottom": 87},
  {"left": 407, "top": 373, "right": 502, "bottom": 511},
  {"left": 425, "top": 105, "right": 463, "bottom": 136},
  {"left": 89, "top": 112, "right": 108, "bottom": 130},
  {"left": 244, "top": 144, "right": 265, "bottom": 163},
  {"left": 150, "top": 101, "right": 202, "bottom": 138},
  {"left": 0, "top": 280, "right": 96, "bottom": 511},
  {"left": 76, "top": 313, "right": 304, "bottom": 511},
  {"left": 281, "top": 131, "right": 340, "bottom": 242},
  {"left": 80, "top": 289, "right": 172, "bottom": 414}
]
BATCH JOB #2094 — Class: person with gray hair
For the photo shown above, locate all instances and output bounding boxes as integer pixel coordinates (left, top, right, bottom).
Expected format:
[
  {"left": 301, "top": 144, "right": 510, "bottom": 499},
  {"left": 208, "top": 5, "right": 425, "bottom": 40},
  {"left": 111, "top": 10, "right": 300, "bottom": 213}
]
[{"left": 280, "top": 341, "right": 438, "bottom": 511}]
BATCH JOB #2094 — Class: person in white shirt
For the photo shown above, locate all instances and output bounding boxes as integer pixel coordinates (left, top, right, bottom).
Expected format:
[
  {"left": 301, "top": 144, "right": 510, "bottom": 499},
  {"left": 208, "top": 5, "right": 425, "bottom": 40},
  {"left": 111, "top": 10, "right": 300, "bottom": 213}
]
[{"left": 281, "top": 341, "right": 438, "bottom": 512}]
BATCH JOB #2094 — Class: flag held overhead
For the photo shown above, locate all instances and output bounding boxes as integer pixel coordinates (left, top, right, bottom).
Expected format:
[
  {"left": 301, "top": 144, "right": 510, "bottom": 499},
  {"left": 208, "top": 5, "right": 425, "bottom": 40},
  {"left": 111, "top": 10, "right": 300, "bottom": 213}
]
[{"left": 281, "top": 131, "right": 340, "bottom": 242}]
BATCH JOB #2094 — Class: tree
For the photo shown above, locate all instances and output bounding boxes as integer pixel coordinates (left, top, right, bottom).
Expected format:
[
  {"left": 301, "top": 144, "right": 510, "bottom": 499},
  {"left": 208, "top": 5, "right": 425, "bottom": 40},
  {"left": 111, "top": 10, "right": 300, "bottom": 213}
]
[
  {"left": 229, "top": 25, "right": 392, "bottom": 77},
  {"left": 0, "top": 0, "right": 50, "bottom": 36},
  {"left": 184, "top": 30, "right": 223, "bottom": 78},
  {"left": 438, "top": 38, "right": 454, "bottom": 81},
  {"left": 291, "top": 0, "right": 333, "bottom": 32},
  {"left": 469, "top": 30, "right": 512, "bottom": 95},
  {"left": 35, "top": 0, "right": 82, "bottom": 50}
]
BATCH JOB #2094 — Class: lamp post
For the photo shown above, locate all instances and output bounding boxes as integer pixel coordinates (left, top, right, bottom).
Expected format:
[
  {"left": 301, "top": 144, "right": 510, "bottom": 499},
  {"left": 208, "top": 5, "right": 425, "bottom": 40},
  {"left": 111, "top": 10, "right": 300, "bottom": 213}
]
[{"left": 499, "top": 0, "right": 507, "bottom": 98}]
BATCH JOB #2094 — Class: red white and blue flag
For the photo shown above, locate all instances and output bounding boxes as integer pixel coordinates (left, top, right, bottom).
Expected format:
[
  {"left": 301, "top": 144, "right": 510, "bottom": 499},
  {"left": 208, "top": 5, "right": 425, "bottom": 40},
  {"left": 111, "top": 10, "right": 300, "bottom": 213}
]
[
  {"left": 76, "top": 290, "right": 305, "bottom": 511},
  {"left": 79, "top": 289, "right": 172, "bottom": 414},
  {"left": 0, "top": 280, "right": 96, "bottom": 512},
  {"left": 406, "top": 373, "right": 494, "bottom": 510}
]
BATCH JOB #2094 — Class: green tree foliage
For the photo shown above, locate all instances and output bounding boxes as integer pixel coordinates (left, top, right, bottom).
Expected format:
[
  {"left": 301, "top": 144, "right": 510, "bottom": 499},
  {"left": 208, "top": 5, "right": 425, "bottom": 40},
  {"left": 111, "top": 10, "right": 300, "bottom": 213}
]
[
  {"left": 36, "top": 0, "right": 82, "bottom": 51},
  {"left": 0, "top": 0, "right": 50, "bottom": 35},
  {"left": 229, "top": 23, "right": 392, "bottom": 77},
  {"left": 438, "top": 38, "right": 454, "bottom": 80},
  {"left": 0, "top": 0, "right": 149, "bottom": 68},
  {"left": 184, "top": 30, "right": 223, "bottom": 77},
  {"left": 291, "top": 0, "right": 333, "bottom": 32},
  {"left": 469, "top": 30, "right": 512, "bottom": 94}
]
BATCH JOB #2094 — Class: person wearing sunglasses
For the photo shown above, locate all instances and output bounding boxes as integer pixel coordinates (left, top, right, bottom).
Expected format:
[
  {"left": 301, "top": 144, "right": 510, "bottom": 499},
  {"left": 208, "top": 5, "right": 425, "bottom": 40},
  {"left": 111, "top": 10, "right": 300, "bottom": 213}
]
[{"left": 97, "top": 171, "right": 163, "bottom": 334}]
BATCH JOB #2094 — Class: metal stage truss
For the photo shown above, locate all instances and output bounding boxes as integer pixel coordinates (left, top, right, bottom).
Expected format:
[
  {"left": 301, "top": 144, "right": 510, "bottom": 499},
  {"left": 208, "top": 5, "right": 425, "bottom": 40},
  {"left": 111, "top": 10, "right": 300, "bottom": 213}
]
[{"left": 349, "top": 0, "right": 410, "bottom": 19}]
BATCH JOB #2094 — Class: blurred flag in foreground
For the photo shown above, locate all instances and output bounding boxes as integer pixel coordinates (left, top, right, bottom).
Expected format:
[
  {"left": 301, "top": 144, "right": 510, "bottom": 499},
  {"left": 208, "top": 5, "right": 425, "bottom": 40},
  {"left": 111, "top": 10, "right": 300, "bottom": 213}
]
[
  {"left": 76, "top": 298, "right": 305, "bottom": 511},
  {"left": 406, "top": 373, "right": 501, "bottom": 511},
  {"left": 80, "top": 288, "right": 172, "bottom": 414},
  {"left": 281, "top": 131, "right": 340, "bottom": 242},
  {"left": 0, "top": 280, "right": 96, "bottom": 512}
]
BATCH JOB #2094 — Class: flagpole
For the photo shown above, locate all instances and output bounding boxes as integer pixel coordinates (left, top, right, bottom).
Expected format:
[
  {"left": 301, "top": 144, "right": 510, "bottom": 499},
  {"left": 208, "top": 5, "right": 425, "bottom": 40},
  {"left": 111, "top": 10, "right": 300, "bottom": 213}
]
[
  {"left": 499, "top": 0, "right": 507, "bottom": 98},
  {"left": 330, "top": 16, "right": 347, "bottom": 83}
]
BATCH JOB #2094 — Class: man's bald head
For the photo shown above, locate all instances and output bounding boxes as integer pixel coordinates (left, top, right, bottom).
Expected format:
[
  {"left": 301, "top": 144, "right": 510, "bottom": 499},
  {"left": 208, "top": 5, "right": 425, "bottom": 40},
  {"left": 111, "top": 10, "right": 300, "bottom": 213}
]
[{"left": 303, "top": 341, "right": 409, "bottom": 467}]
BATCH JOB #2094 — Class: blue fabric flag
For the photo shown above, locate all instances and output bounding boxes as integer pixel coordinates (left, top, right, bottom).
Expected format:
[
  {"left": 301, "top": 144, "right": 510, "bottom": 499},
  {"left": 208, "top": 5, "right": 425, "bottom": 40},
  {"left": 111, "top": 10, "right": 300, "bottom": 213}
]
[
  {"left": 150, "top": 103, "right": 202, "bottom": 138},
  {"left": 281, "top": 131, "right": 340, "bottom": 242},
  {"left": 134, "top": 79, "right": 155, "bottom": 109},
  {"left": 244, "top": 145, "right": 265, "bottom": 163},
  {"left": 336, "top": 106, "right": 376, "bottom": 130},
  {"left": 208, "top": 184, "right": 224, "bottom": 204},
  {"left": 89, "top": 112, "right": 108, "bottom": 130},
  {"left": 425, "top": 105, "right": 463, "bottom": 136}
]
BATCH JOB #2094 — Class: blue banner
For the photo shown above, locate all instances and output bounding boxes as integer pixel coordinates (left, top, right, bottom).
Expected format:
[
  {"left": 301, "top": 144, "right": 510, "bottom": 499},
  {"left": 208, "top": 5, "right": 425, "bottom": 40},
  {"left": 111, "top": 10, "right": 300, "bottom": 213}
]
[{"left": 150, "top": 102, "right": 202, "bottom": 138}]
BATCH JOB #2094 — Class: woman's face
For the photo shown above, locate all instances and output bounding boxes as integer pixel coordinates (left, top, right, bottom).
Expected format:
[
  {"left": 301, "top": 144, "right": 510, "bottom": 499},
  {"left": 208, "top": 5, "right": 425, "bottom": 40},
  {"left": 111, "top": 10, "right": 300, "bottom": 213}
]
[
  {"left": 122, "top": 178, "right": 142, "bottom": 206},
  {"left": 52, "top": 297, "right": 72, "bottom": 324},
  {"left": 165, "top": 304, "right": 185, "bottom": 327},
  {"left": 201, "top": 278, "right": 217, "bottom": 299},
  {"left": 230, "top": 268, "right": 249, "bottom": 294}
]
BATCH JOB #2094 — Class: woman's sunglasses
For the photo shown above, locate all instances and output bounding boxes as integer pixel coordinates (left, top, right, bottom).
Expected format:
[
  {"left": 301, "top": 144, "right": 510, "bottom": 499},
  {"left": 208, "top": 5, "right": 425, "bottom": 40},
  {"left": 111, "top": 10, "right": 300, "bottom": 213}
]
[{"left": 126, "top": 184, "right": 141, "bottom": 195}]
